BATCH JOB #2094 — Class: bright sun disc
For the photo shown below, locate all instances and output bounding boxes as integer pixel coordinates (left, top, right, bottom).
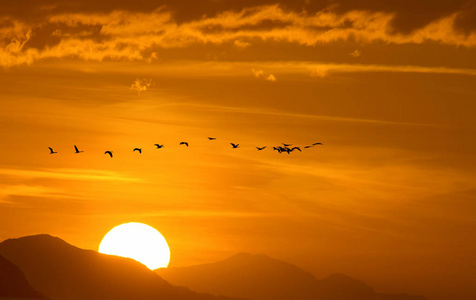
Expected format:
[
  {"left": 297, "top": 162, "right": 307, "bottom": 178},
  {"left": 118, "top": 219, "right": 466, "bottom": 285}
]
[{"left": 98, "top": 222, "right": 170, "bottom": 270}]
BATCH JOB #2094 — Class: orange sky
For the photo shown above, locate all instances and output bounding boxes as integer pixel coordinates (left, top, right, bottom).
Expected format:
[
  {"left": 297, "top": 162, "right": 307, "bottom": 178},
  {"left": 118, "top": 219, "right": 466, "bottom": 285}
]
[{"left": 1, "top": 1, "right": 475, "bottom": 300}]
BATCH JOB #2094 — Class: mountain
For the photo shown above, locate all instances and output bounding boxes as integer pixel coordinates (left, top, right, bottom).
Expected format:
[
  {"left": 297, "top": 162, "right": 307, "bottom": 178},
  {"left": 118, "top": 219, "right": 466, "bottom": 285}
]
[
  {"left": 156, "top": 253, "right": 427, "bottom": 300},
  {"left": 0, "top": 254, "right": 45, "bottom": 299},
  {"left": 0, "top": 235, "right": 238, "bottom": 300}
]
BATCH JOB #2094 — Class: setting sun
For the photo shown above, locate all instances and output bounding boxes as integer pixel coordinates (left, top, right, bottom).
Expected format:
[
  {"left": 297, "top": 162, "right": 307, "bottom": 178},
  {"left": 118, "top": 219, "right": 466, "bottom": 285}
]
[{"left": 98, "top": 222, "right": 170, "bottom": 270}]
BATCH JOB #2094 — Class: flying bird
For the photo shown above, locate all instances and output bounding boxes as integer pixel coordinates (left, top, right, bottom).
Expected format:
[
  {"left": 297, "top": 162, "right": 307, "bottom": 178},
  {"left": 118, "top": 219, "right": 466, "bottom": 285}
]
[
  {"left": 104, "top": 151, "right": 113, "bottom": 158},
  {"left": 133, "top": 148, "right": 142, "bottom": 153},
  {"left": 282, "top": 143, "right": 292, "bottom": 147},
  {"left": 154, "top": 144, "right": 164, "bottom": 149},
  {"left": 291, "top": 147, "right": 301, "bottom": 152},
  {"left": 180, "top": 142, "right": 189, "bottom": 147},
  {"left": 256, "top": 146, "right": 267, "bottom": 151},
  {"left": 304, "top": 145, "right": 313, "bottom": 148},
  {"left": 48, "top": 147, "right": 57, "bottom": 154},
  {"left": 74, "top": 145, "right": 84, "bottom": 154},
  {"left": 207, "top": 137, "right": 216, "bottom": 140},
  {"left": 230, "top": 143, "right": 239, "bottom": 148},
  {"left": 313, "top": 142, "right": 323, "bottom": 145}
]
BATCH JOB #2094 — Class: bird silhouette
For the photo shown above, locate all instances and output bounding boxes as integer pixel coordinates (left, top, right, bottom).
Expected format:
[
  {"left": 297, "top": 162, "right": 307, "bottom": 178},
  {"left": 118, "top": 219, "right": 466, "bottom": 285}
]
[
  {"left": 154, "top": 144, "right": 164, "bottom": 149},
  {"left": 208, "top": 137, "right": 216, "bottom": 140},
  {"left": 133, "top": 148, "right": 142, "bottom": 153},
  {"left": 230, "top": 143, "right": 239, "bottom": 148},
  {"left": 256, "top": 146, "right": 267, "bottom": 151},
  {"left": 74, "top": 145, "right": 84, "bottom": 154},
  {"left": 104, "top": 151, "right": 113, "bottom": 158},
  {"left": 291, "top": 147, "right": 301, "bottom": 152},
  {"left": 180, "top": 142, "right": 189, "bottom": 147},
  {"left": 48, "top": 147, "right": 57, "bottom": 154},
  {"left": 282, "top": 143, "right": 292, "bottom": 147},
  {"left": 304, "top": 145, "right": 313, "bottom": 148},
  {"left": 313, "top": 142, "right": 323, "bottom": 145}
]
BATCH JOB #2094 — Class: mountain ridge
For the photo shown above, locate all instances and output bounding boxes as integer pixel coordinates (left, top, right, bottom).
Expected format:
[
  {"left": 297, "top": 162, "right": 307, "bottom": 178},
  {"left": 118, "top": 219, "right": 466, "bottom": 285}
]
[{"left": 156, "top": 252, "right": 427, "bottom": 300}]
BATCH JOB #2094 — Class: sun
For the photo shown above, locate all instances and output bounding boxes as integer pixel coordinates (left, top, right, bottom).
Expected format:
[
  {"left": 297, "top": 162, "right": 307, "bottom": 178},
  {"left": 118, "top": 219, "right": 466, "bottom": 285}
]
[{"left": 98, "top": 222, "right": 170, "bottom": 270}]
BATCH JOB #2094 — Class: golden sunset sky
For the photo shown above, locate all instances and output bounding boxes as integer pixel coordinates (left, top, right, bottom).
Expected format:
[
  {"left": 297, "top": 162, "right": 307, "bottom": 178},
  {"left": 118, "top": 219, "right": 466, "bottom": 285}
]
[{"left": 1, "top": 1, "right": 475, "bottom": 299}]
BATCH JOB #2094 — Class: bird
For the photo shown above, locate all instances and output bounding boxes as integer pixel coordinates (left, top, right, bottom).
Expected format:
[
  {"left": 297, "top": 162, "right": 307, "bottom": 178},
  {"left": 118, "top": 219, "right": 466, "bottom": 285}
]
[
  {"left": 256, "top": 146, "right": 267, "bottom": 151},
  {"left": 154, "top": 144, "right": 164, "bottom": 149},
  {"left": 104, "top": 151, "right": 113, "bottom": 158},
  {"left": 48, "top": 147, "right": 57, "bottom": 154},
  {"left": 230, "top": 143, "right": 239, "bottom": 148},
  {"left": 282, "top": 143, "right": 292, "bottom": 147},
  {"left": 291, "top": 147, "right": 301, "bottom": 152},
  {"left": 207, "top": 137, "right": 216, "bottom": 140},
  {"left": 133, "top": 148, "right": 142, "bottom": 153},
  {"left": 313, "top": 142, "right": 323, "bottom": 145},
  {"left": 180, "top": 142, "right": 189, "bottom": 147},
  {"left": 273, "top": 146, "right": 286, "bottom": 153},
  {"left": 74, "top": 145, "right": 84, "bottom": 154},
  {"left": 304, "top": 145, "right": 313, "bottom": 148}
]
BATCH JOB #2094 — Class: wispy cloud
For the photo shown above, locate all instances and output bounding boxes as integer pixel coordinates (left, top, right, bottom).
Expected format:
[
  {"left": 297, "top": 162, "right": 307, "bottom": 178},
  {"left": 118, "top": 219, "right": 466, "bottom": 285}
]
[
  {"left": 0, "top": 168, "right": 141, "bottom": 182},
  {"left": 251, "top": 68, "right": 277, "bottom": 81},
  {"left": 131, "top": 78, "right": 152, "bottom": 94},
  {"left": 349, "top": 49, "right": 361, "bottom": 57},
  {"left": 307, "top": 62, "right": 476, "bottom": 77},
  {"left": 0, "top": 184, "right": 85, "bottom": 204}
]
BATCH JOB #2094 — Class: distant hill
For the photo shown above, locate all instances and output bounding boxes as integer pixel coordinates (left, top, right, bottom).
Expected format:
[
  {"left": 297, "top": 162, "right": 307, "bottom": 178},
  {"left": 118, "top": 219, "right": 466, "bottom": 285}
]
[
  {"left": 0, "top": 254, "right": 45, "bottom": 299},
  {"left": 0, "top": 235, "right": 238, "bottom": 300},
  {"left": 156, "top": 253, "right": 427, "bottom": 300}
]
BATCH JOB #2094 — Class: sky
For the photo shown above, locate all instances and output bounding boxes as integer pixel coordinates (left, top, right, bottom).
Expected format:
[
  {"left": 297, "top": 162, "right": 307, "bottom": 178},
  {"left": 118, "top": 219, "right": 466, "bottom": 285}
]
[{"left": 1, "top": 1, "right": 475, "bottom": 299}]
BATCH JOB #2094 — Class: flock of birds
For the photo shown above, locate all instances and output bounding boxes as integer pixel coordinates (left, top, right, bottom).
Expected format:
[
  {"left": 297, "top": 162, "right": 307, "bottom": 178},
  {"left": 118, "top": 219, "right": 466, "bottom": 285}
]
[{"left": 47, "top": 137, "right": 323, "bottom": 158}]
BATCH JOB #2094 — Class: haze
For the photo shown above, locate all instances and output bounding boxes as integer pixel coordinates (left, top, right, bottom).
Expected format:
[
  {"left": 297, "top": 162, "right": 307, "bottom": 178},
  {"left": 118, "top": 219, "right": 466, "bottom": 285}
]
[{"left": 1, "top": 1, "right": 475, "bottom": 300}]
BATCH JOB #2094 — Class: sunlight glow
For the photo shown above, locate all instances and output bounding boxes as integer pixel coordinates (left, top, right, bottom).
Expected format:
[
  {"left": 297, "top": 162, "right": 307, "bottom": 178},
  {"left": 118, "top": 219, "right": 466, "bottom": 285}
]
[{"left": 98, "top": 222, "right": 170, "bottom": 270}]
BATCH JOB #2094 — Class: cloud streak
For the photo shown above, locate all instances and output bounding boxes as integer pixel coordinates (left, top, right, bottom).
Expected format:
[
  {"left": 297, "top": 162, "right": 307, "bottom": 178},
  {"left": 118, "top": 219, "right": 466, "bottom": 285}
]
[
  {"left": 1, "top": 5, "right": 476, "bottom": 67},
  {"left": 0, "top": 168, "right": 141, "bottom": 182}
]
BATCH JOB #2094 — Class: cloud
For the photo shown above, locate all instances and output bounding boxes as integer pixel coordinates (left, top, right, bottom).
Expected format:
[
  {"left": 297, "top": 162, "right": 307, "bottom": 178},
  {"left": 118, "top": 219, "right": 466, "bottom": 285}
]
[
  {"left": 131, "top": 78, "right": 152, "bottom": 94},
  {"left": 266, "top": 74, "right": 276, "bottom": 81},
  {"left": 307, "top": 62, "right": 476, "bottom": 77},
  {"left": 0, "top": 184, "right": 82, "bottom": 203},
  {"left": 1, "top": 5, "right": 476, "bottom": 67},
  {"left": 234, "top": 39, "right": 251, "bottom": 48},
  {"left": 252, "top": 68, "right": 277, "bottom": 81},
  {"left": 349, "top": 49, "right": 361, "bottom": 57},
  {"left": 0, "top": 168, "right": 141, "bottom": 182}
]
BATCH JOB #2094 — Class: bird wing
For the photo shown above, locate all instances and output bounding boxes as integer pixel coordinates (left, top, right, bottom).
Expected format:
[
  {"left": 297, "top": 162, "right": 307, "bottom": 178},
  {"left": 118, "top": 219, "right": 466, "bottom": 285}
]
[{"left": 74, "top": 145, "right": 79, "bottom": 152}]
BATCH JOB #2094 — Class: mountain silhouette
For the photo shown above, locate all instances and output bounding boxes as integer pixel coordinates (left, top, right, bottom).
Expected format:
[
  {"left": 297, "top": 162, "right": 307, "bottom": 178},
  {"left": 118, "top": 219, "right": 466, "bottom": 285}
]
[
  {"left": 0, "top": 235, "right": 239, "bottom": 300},
  {"left": 156, "top": 253, "right": 427, "bottom": 300},
  {"left": 0, "top": 254, "right": 45, "bottom": 299}
]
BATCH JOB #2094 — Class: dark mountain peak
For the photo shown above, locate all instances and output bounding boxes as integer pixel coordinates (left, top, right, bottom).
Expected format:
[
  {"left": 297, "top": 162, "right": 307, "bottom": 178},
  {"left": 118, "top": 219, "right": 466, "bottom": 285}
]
[
  {"left": 225, "top": 252, "right": 267, "bottom": 261},
  {"left": 157, "top": 253, "right": 319, "bottom": 300},
  {"left": 0, "top": 254, "right": 45, "bottom": 299},
  {"left": 0, "top": 234, "right": 237, "bottom": 300},
  {"left": 1, "top": 234, "right": 74, "bottom": 249}
]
